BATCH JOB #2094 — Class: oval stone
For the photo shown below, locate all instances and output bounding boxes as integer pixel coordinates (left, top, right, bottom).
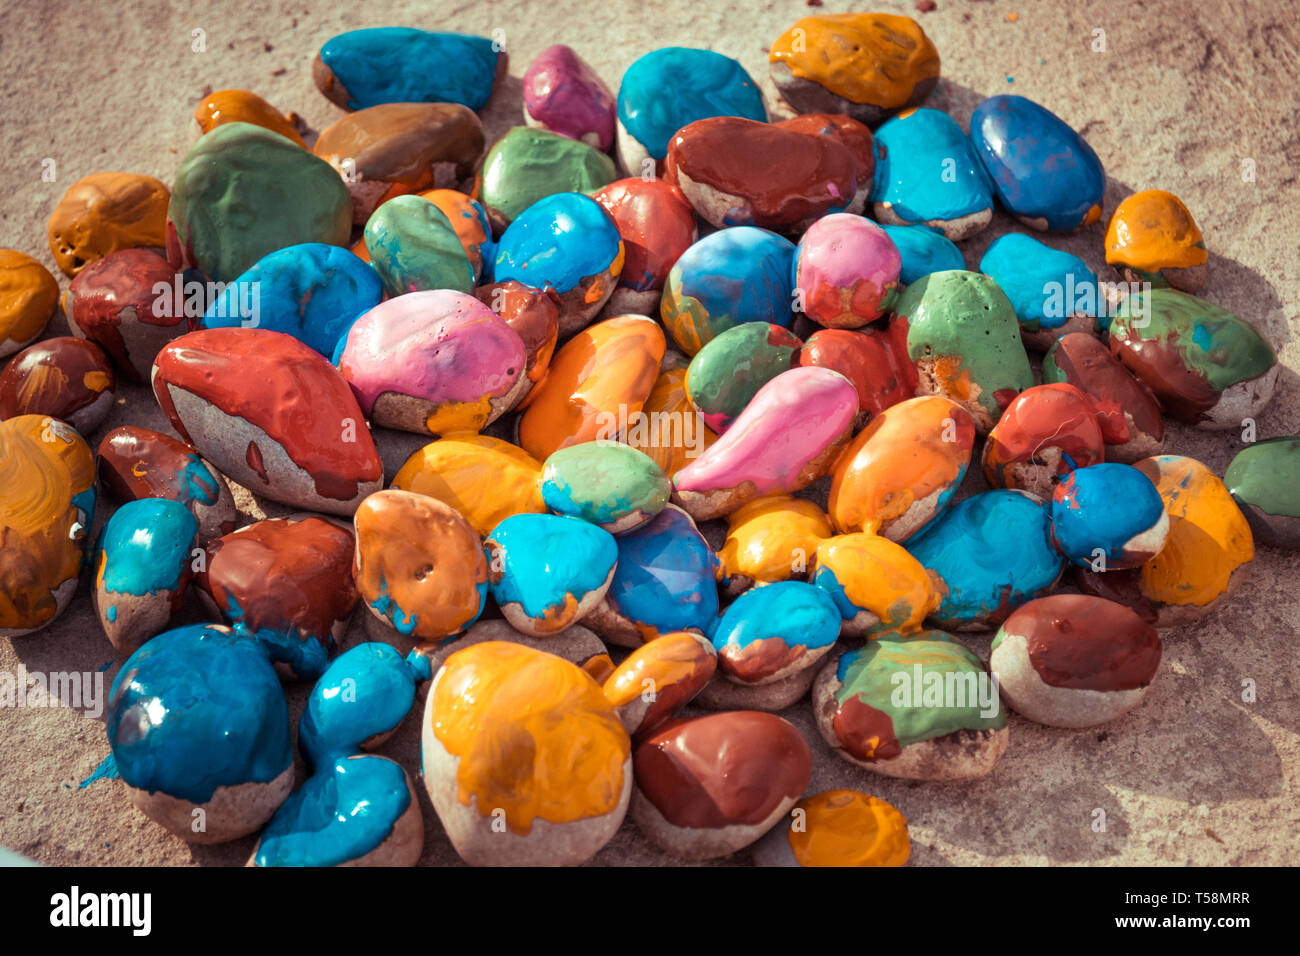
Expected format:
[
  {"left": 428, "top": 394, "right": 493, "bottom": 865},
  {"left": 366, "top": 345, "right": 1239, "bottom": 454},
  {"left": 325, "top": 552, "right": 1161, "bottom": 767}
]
[
  {"left": 363, "top": 193, "right": 475, "bottom": 296},
  {"left": 981, "top": 383, "right": 1106, "bottom": 499},
  {"left": 797, "top": 324, "right": 917, "bottom": 423},
  {"left": 979, "top": 233, "right": 1102, "bottom": 348},
  {"left": 776, "top": 114, "right": 876, "bottom": 214},
  {"left": 540, "top": 441, "right": 670, "bottom": 534},
  {"left": 195, "top": 89, "right": 304, "bottom": 146},
  {"left": 1051, "top": 463, "right": 1169, "bottom": 569},
  {"left": 168, "top": 123, "right": 352, "bottom": 283},
  {"left": 661, "top": 226, "right": 795, "bottom": 356},
  {"left": 793, "top": 214, "right": 900, "bottom": 329},
  {"left": 686, "top": 322, "right": 801, "bottom": 433},
  {"left": 48, "top": 172, "right": 169, "bottom": 277},
  {"left": 718, "top": 496, "right": 831, "bottom": 590},
  {"left": 152, "top": 328, "right": 383, "bottom": 514},
  {"left": 522, "top": 44, "right": 616, "bottom": 150},
  {"left": 338, "top": 289, "right": 525, "bottom": 436},
  {"left": 0, "top": 336, "right": 116, "bottom": 433},
  {"left": 1224, "top": 437, "right": 1300, "bottom": 549},
  {"left": 314, "top": 28, "right": 503, "bottom": 111},
  {"left": 591, "top": 178, "right": 698, "bottom": 314},
  {"left": 752, "top": 790, "right": 910, "bottom": 867},
  {"left": 603, "top": 632, "right": 717, "bottom": 736},
  {"left": 0, "top": 250, "right": 58, "bottom": 357},
  {"left": 969, "top": 95, "right": 1105, "bottom": 231},
  {"left": 1104, "top": 189, "right": 1207, "bottom": 291},
  {"left": 711, "top": 580, "right": 841, "bottom": 685},
  {"left": 478, "top": 127, "right": 617, "bottom": 223},
  {"left": 812, "top": 532, "right": 941, "bottom": 637}
]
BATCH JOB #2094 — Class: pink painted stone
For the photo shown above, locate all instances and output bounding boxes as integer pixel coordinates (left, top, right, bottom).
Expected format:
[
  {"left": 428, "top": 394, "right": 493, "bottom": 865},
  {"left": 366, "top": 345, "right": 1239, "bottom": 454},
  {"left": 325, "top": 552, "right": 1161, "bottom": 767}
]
[
  {"left": 673, "top": 365, "right": 857, "bottom": 496},
  {"left": 793, "top": 213, "right": 901, "bottom": 329},
  {"left": 338, "top": 290, "right": 525, "bottom": 422},
  {"left": 522, "top": 44, "right": 617, "bottom": 151}
]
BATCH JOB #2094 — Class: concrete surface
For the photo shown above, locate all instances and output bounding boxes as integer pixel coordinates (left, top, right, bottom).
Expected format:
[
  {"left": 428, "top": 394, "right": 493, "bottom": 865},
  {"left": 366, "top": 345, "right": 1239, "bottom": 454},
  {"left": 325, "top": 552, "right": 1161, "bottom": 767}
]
[{"left": 0, "top": 0, "right": 1297, "bottom": 866}]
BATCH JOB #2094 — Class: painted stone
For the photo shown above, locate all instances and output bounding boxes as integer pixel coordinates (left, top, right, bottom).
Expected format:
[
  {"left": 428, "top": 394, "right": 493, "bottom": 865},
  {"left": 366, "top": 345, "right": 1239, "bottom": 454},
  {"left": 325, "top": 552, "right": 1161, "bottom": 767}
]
[
  {"left": 168, "top": 123, "right": 352, "bottom": 283},
  {"left": 314, "top": 103, "right": 484, "bottom": 224},
  {"left": 585, "top": 504, "right": 719, "bottom": 647},
  {"left": 969, "top": 95, "right": 1105, "bottom": 231},
  {"left": 718, "top": 496, "right": 831, "bottom": 593},
  {"left": 522, "top": 44, "right": 616, "bottom": 150},
  {"left": 0, "top": 250, "right": 59, "bottom": 357},
  {"left": 665, "top": 117, "right": 857, "bottom": 232},
  {"left": 907, "top": 490, "right": 1064, "bottom": 631},
  {"left": 812, "top": 532, "right": 943, "bottom": 637},
  {"left": 106, "top": 624, "right": 293, "bottom": 842},
  {"left": 97, "top": 426, "right": 237, "bottom": 543},
  {"left": 196, "top": 516, "right": 359, "bottom": 681},
  {"left": 979, "top": 233, "right": 1103, "bottom": 349},
  {"left": 1131, "top": 455, "right": 1253, "bottom": 625},
  {"left": 775, "top": 114, "right": 876, "bottom": 215},
  {"left": 686, "top": 322, "right": 801, "bottom": 433},
  {"left": 981, "top": 383, "right": 1106, "bottom": 499},
  {"left": 672, "top": 366, "right": 858, "bottom": 522},
  {"left": 626, "top": 366, "right": 718, "bottom": 477},
  {"left": 421, "top": 190, "right": 496, "bottom": 281},
  {"left": 493, "top": 192, "right": 624, "bottom": 334},
  {"left": 392, "top": 434, "right": 545, "bottom": 538},
  {"left": 603, "top": 632, "right": 717, "bottom": 736},
  {"left": 792, "top": 214, "right": 900, "bottom": 329},
  {"left": 769, "top": 13, "right": 939, "bottom": 125},
  {"left": 591, "top": 178, "right": 698, "bottom": 316},
  {"left": 338, "top": 290, "right": 525, "bottom": 436},
  {"left": 891, "top": 270, "right": 1033, "bottom": 433},
  {"left": 990, "top": 594, "right": 1162, "bottom": 727},
  {"left": 63, "top": 248, "right": 188, "bottom": 382},
  {"left": 484, "top": 513, "right": 617, "bottom": 636},
  {"left": 1225, "top": 437, "right": 1300, "bottom": 549},
  {"left": 752, "top": 790, "right": 910, "bottom": 867},
  {"left": 195, "top": 89, "right": 303, "bottom": 146},
  {"left": 1042, "top": 332, "right": 1164, "bottom": 462},
  {"left": 879, "top": 222, "right": 964, "bottom": 285},
  {"left": 711, "top": 580, "right": 841, "bottom": 685},
  {"left": 616, "top": 47, "right": 766, "bottom": 172},
  {"left": 870, "top": 109, "right": 994, "bottom": 241},
  {"left": 828, "top": 395, "right": 975, "bottom": 540},
  {"left": 540, "top": 441, "right": 670, "bottom": 534},
  {"left": 661, "top": 226, "right": 795, "bottom": 356},
  {"left": 0, "top": 336, "right": 116, "bottom": 433},
  {"left": 812, "top": 631, "right": 1008, "bottom": 780},
  {"left": 631, "top": 711, "right": 811, "bottom": 860},
  {"left": 314, "top": 28, "right": 504, "bottom": 112},
  {"left": 1104, "top": 189, "right": 1207, "bottom": 292},
  {"left": 47, "top": 172, "right": 169, "bottom": 277},
  {"left": 93, "top": 499, "right": 197, "bottom": 654},
  {"left": 203, "top": 243, "right": 382, "bottom": 358},
  {"left": 152, "top": 328, "right": 383, "bottom": 515},
  {"left": 353, "top": 490, "right": 487, "bottom": 643},
  {"left": 363, "top": 194, "right": 475, "bottom": 296},
  {"left": 1109, "top": 288, "right": 1277, "bottom": 429},
  {"left": 474, "top": 281, "right": 559, "bottom": 404},
  {"left": 1051, "top": 463, "right": 1169, "bottom": 569},
  {"left": 478, "top": 127, "right": 617, "bottom": 223},
  {"left": 422, "top": 641, "right": 631, "bottom": 865},
  {"left": 256, "top": 641, "right": 428, "bottom": 865},
  {"left": 0, "top": 415, "right": 95, "bottom": 637},
  {"left": 797, "top": 325, "right": 917, "bottom": 424},
  {"left": 517, "top": 314, "right": 664, "bottom": 461}
]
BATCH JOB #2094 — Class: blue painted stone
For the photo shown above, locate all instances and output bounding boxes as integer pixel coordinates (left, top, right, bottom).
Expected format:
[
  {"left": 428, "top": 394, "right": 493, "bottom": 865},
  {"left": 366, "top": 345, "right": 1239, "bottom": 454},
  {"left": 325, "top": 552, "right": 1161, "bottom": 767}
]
[
  {"left": 870, "top": 109, "right": 994, "bottom": 230},
  {"left": 317, "top": 28, "right": 501, "bottom": 111},
  {"left": 878, "top": 223, "right": 965, "bottom": 285},
  {"left": 980, "top": 233, "right": 1103, "bottom": 334},
  {"left": 709, "top": 580, "right": 841, "bottom": 684},
  {"left": 485, "top": 513, "right": 618, "bottom": 634},
  {"left": 969, "top": 94, "right": 1105, "bottom": 232},
  {"left": 617, "top": 47, "right": 766, "bottom": 161},
  {"left": 96, "top": 498, "right": 197, "bottom": 600},
  {"left": 605, "top": 504, "right": 719, "bottom": 640},
  {"left": 906, "top": 490, "right": 1064, "bottom": 630},
  {"left": 202, "top": 243, "right": 383, "bottom": 357},
  {"left": 494, "top": 193, "right": 623, "bottom": 295},
  {"left": 1051, "top": 463, "right": 1168, "bottom": 569}
]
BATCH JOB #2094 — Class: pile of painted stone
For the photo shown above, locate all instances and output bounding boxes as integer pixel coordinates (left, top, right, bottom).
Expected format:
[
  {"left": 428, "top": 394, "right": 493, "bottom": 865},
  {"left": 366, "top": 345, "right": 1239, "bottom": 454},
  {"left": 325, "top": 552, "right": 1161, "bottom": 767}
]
[{"left": 2, "top": 13, "right": 1297, "bottom": 868}]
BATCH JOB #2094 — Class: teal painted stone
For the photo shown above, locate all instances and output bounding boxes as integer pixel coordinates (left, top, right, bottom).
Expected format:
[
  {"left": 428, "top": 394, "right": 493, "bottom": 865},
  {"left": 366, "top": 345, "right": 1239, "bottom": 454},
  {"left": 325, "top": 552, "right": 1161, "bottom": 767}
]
[
  {"left": 479, "top": 127, "right": 617, "bottom": 222},
  {"left": 168, "top": 123, "right": 352, "bottom": 283},
  {"left": 686, "top": 322, "right": 801, "bottom": 433},
  {"left": 540, "top": 441, "right": 671, "bottom": 534},
  {"left": 363, "top": 194, "right": 475, "bottom": 297}
]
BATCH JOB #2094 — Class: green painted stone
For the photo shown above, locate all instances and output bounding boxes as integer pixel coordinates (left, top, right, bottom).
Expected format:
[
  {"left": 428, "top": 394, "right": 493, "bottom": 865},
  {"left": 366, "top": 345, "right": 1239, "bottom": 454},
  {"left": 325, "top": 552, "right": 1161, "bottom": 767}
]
[
  {"left": 168, "top": 122, "right": 352, "bottom": 283},
  {"left": 892, "top": 269, "right": 1032, "bottom": 425},
  {"left": 686, "top": 323, "right": 801, "bottom": 433},
  {"left": 479, "top": 127, "right": 617, "bottom": 222},
  {"left": 834, "top": 630, "right": 1006, "bottom": 752},
  {"left": 363, "top": 194, "right": 474, "bottom": 297},
  {"left": 540, "top": 441, "right": 671, "bottom": 534},
  {"left": 1224, "top": 436, "right": 1300, "bottom": 549}
]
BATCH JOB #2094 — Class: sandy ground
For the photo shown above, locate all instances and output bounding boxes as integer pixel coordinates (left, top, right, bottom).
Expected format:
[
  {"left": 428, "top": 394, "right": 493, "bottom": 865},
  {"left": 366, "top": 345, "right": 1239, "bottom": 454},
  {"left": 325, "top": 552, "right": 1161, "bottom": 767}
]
[{"left": 1, "top": 0, "right": 1298, "bottom": 866}]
